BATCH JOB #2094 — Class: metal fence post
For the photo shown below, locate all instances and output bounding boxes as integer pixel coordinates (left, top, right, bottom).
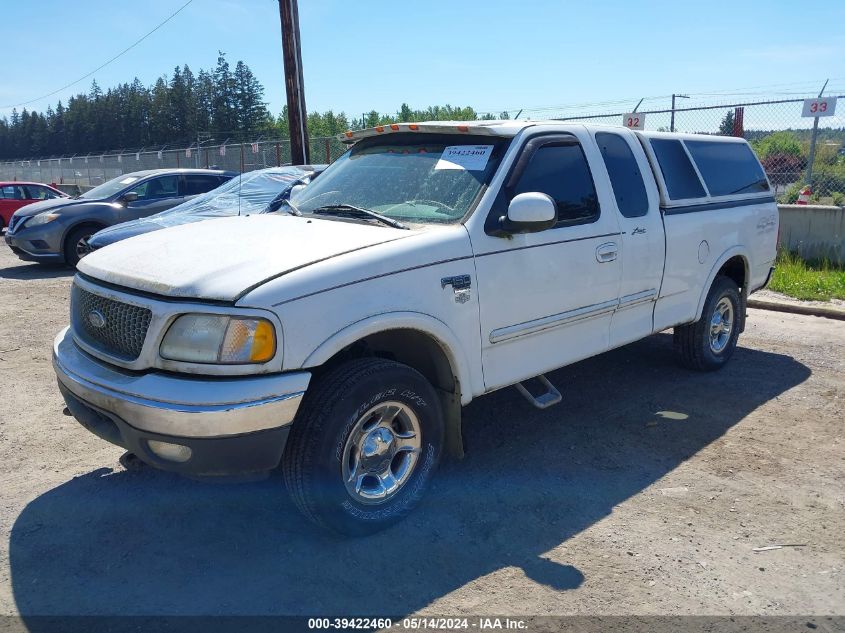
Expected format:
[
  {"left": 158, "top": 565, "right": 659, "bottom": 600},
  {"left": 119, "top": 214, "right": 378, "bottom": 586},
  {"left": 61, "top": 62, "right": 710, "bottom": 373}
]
[{"left": 805, "top": 80, "right": 829, "bottom": 187}]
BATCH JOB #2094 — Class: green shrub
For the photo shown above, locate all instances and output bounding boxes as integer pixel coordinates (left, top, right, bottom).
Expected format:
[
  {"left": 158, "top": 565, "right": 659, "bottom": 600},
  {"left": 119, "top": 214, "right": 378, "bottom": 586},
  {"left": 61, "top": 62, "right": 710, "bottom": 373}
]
[
  {"left": 782, "top": 182, "right": 803, "bottom": 203},
  {"left": 812, "top": 163, "right": 845, "bottom": 197},
  {"left": 832, "top": 191, "right": 845, "bottom": 206}
]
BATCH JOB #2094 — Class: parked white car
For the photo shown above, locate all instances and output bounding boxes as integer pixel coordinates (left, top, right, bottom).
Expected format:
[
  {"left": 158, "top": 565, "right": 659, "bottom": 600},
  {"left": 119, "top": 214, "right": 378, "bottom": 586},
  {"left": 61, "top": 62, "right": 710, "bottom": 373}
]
[{"left": 54, "top": 121, "right": 778, "bottom": 535}]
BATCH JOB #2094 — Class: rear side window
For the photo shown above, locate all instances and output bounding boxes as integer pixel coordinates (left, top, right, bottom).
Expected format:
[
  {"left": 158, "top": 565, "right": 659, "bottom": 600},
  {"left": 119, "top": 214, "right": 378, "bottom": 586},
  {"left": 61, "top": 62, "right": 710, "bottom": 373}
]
[
  {"left": 685, "top": 141, "right": 769, "bottom": 196},
  {"left": 650, "top": 139, "right": 706, "bottom": 200},
  {"left": 513, "top": 143, "right": 599, "bottom": 226},
  {"left": 183, "top": 175, "right": 224, "bottom": 196},
  {"left": 0, "top": 185, "right": 25, "bottom": 200},
  {"left": 595, "top": 133, "right": 649, "bottom": 218}
]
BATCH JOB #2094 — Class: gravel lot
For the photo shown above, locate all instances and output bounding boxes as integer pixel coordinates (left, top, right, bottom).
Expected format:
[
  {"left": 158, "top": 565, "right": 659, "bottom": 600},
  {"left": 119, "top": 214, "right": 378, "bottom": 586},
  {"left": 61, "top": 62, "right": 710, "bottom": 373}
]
[{"left": 0, "top": 244, "right": 842, "bottom": 619}]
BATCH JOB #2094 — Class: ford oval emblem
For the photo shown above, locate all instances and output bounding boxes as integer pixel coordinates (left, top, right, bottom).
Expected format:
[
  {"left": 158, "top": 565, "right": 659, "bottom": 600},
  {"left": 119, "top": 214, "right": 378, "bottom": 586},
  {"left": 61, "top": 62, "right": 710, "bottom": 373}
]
[{"left": 87, "top": 309, "right": 106, "bottom": 329}]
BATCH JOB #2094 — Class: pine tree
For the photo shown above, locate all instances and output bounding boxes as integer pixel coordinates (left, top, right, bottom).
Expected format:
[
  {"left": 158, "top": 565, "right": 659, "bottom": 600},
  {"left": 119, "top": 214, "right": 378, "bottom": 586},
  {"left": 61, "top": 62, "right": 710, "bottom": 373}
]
[{"left": 212, "top": 51, "right": 238, "bottom": 139}]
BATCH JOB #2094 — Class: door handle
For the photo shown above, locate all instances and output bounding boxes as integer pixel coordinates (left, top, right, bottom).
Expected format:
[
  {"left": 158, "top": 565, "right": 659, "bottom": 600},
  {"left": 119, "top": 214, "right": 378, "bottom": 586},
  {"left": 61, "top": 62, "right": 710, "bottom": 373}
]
[{"left": 596, "top": 242, "right": 618, "bottom": 263}]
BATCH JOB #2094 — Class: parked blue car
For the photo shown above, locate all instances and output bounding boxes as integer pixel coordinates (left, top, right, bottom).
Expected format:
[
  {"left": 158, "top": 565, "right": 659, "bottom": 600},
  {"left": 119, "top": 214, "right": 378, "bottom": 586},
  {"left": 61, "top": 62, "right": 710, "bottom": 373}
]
[{"left": 88, "top": 165, "right": 326, "bottom": 251}]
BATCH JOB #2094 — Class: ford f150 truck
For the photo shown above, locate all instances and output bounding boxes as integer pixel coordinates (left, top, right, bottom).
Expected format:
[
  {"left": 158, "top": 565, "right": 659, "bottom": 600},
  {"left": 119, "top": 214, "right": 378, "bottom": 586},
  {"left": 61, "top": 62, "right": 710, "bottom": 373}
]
[{"left": 53, "top": 121, "right": 778, "bottom": 535}]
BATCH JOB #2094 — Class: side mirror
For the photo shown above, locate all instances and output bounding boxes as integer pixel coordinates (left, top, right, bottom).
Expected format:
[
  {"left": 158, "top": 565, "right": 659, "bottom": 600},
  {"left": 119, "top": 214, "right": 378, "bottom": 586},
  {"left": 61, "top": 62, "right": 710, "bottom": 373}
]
[
  {"left": 288, "top": 183, "right": 306, "bottom": 199},
  {"left": 500, "top": 192, "right": 557, "bottom": 234},
  {"left": 120, "top": 191, "right": 139, "bottom": 205}
]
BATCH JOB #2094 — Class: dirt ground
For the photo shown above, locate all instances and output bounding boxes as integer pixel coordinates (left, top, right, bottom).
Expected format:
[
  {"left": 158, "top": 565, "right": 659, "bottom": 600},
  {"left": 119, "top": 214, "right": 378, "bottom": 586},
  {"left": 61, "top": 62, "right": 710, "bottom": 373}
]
[{"left": 0, "top": 244, "right": 843, "bottom": 619}]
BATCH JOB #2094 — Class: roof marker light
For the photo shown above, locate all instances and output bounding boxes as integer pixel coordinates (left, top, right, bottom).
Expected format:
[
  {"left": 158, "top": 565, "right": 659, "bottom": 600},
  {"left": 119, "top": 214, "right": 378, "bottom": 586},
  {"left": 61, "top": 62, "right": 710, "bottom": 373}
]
[
  {"left": 390, "top": 124, "right": 400, "bottom": 131},
  {"left": 344, "top": 131, "right": 354, "bottom": 138},
  {"left": 375, "top": 126, "right": 385, "bottom": 133},
  {"left": 409, "top": 124, "right": 419, "bottom": 131},
  {"left": 457, "top": 125, "right": 469, "bottom": 132}
]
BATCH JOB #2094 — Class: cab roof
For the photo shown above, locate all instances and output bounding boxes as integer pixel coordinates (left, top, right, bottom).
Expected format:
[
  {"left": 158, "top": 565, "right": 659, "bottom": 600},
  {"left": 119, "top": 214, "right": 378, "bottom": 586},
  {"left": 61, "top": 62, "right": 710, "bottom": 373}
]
[
  {"left": 339, "top": 120, "right": 755, "bottom": 146},
  {"left": 339, "top": 120, "right": 534, "bottom": 143}
]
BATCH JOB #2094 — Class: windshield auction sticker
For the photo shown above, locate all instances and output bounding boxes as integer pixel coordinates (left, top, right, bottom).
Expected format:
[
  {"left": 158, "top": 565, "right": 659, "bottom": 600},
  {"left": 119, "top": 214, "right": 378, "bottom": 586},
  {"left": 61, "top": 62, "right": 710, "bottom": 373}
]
[{"left": 434, "top": 145, "right": 494, "bottom": 171}]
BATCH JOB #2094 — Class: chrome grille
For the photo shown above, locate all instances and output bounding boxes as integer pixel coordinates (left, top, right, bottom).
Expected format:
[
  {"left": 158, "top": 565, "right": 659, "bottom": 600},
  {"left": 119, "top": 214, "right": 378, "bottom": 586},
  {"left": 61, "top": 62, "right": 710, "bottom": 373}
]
[{"left": 71, "top": 284, "right": 152, "bottom": 361}]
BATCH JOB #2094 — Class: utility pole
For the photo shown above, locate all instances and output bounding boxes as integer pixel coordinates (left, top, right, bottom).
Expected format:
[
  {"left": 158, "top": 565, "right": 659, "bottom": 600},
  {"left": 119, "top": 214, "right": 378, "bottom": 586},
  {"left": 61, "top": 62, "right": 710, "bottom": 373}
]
[
  {"left": 278, "top": 0, "right": 310, "bottom": 165},
  {"left": 670, "top": 93, "right": 689, "bottom": 132},
  {"left": 805, "top": 79, "right": 829, "bottom": 187}
]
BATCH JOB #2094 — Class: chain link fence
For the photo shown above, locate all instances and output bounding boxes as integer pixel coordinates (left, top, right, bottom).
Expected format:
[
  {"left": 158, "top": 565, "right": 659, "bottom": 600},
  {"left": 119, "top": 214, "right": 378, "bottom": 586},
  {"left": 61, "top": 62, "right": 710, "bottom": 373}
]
[
  {"left": 0, "top": 136, "right": 348, "bottom": 190},
  {"left": 553, "top": 95, "right": 845, "bottom": 204},
  {"left": 2, "top": 96, "right": 843, "bottom": 204}
]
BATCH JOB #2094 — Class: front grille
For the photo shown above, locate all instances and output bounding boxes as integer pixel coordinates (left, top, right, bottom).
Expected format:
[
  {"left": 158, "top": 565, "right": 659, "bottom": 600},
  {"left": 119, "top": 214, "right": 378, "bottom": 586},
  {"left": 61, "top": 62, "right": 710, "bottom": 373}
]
[
  {"left": 8, "top": 216, "right": 25, "bottom": 233},
  {"left": 71, "top": 283, "right": 152, "bottom": 361}
]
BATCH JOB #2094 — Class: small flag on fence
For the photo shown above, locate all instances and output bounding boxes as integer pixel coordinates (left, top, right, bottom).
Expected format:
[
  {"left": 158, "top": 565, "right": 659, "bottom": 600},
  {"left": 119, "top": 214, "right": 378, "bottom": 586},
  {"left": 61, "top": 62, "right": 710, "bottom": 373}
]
[
  {"left": 219, "top": 145, "right": 226, "bottom": 157},
  {"left": 84, "top": 156, "right": 89, "bottom": 164},
  {"left": 186, "top": 148, "right": 192, "bottom": 158},
  {"left": 157, "top": 150, "right": 163, "bottom": 160},
  {"left": 117, "top": 154, "right": 122, "bottom": 163},
  {"left": 251, "top": 143, "right": 259, "bottom": 154},
  {"left": 57, "top": 158, "right": 61, "bottom": 165},
  {"left": 37, "top": 160, "right": 40, "bottom": 167},
  {"left": 136, "top": 152, "right": 140, "bottom": 161},
  {"left": 100, "top": 155, "right": 104, "bottom": 163}
]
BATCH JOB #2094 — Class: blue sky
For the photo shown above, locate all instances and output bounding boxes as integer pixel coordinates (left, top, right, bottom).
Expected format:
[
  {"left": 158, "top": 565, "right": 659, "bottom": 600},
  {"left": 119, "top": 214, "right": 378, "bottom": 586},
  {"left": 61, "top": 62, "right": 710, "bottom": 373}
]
[{"left": 1, "top": 0, "right": 843, "bottom": 121}]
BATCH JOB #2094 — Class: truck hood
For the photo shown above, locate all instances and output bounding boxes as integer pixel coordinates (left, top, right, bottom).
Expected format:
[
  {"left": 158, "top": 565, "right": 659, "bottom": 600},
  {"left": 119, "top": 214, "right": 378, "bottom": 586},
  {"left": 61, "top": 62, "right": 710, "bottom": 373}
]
[{"left": 78, "top": 214, "right": 413, "bottom": 301}]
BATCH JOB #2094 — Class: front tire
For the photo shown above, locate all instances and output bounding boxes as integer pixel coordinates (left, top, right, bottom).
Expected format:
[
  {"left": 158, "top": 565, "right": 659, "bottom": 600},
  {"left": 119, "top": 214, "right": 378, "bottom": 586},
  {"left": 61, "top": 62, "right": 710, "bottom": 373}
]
[
  {"left": 674, "top": 275, "right": 741, "bottom": 371},
  {"left": 64, "top": 225, "right": 96, "bottom": 267},
  {"left": 283, "top": 358, "right": 444, "bottom": 536}
]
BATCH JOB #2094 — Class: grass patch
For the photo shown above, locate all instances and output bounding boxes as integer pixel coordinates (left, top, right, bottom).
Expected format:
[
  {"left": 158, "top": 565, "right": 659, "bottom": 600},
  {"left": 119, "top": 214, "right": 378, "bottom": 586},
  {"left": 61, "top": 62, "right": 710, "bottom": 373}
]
[{"left": 769, "top": 251, "right": 845, "bottom": 301}]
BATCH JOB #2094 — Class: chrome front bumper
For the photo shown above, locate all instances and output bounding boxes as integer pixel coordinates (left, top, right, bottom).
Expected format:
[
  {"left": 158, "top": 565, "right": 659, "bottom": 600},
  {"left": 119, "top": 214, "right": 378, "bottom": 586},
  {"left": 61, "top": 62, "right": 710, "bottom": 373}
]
[{"left": 53, "top": 327, "right": 311, "bottom": 475}]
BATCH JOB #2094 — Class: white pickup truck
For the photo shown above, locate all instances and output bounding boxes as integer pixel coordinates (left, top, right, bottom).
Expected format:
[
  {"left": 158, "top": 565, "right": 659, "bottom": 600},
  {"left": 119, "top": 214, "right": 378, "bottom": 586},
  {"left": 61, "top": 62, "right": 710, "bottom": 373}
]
[{"left": 54, "top": 121, "right": 778, "bottom": 535}]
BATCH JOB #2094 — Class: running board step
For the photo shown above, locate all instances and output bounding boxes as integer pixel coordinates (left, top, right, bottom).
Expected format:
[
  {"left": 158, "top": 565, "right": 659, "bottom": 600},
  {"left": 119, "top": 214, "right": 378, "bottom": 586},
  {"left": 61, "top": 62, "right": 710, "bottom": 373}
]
[{"left": 514, "top": 375, "right": 562, "bottom": 410}]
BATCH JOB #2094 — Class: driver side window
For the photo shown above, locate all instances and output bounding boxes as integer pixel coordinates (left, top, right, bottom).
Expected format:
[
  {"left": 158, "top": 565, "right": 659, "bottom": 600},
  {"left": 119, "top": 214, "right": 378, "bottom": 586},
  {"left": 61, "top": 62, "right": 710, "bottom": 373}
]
[
  {"left": 128, "top": 175, "right": 179, "bottom": 200},
  {"left": 512, "top": 143, "right": 600, "bottom": 226}
]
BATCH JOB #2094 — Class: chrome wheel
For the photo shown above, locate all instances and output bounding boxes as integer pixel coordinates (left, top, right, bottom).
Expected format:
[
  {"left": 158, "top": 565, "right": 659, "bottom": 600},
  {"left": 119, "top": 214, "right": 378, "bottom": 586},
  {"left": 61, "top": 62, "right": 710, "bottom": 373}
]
[
  {"left": 75, "top": 235, "right": 93, "bottom": 259},
  {"left": 342, "top": 401, "right": 422, "bottom": 505},
  {"left": 709, "top": 297, "right": 734, "bottom": 353}
]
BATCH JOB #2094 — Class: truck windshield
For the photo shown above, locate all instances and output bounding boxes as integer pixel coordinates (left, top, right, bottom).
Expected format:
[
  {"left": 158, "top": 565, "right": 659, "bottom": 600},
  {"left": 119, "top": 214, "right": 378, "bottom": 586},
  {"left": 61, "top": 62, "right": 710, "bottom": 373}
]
[{"left": 295, "top": 133, "right": 510, "bottom": 225}]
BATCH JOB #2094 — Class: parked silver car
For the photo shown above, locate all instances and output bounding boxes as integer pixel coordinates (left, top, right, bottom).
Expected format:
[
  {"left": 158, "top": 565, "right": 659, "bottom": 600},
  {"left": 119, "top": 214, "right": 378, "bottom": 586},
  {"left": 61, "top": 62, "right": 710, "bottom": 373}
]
[
  {"left": 87, "top": 165, "right": 325, "bottom": 251},
  {"left": 4, "top": 168, "right": 235, "bottom": 266}
]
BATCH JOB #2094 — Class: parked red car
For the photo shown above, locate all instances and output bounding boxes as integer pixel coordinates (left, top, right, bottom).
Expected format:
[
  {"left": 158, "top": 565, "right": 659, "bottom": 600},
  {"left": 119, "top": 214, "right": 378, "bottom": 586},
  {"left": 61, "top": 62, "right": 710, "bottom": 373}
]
[{"left": 0, "top": 182, "right": 68, "bottom": 230}]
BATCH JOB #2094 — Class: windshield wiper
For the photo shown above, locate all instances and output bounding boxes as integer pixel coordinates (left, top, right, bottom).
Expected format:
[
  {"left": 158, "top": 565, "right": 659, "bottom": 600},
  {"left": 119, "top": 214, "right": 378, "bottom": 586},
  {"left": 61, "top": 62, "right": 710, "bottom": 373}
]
[{"left": 311, "top": 204, "right": 408, "bottom": 229}]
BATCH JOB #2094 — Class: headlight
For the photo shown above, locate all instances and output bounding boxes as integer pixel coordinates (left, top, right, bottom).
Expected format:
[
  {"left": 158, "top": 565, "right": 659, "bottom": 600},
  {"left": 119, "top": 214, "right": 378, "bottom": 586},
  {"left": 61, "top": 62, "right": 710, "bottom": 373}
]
[
  {"left": 160, "top": 314, "right": 276, "bottom": 364},
  {"left": 26, "top": 212, "right": 61, "bottom": 227}
]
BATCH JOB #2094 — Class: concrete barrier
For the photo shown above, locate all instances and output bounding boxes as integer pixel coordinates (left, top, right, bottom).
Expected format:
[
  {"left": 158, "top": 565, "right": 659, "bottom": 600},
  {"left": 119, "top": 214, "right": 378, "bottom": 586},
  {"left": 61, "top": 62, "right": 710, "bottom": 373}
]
[{"left": 778, "top": 204, "right": 845, "bottom": 264}]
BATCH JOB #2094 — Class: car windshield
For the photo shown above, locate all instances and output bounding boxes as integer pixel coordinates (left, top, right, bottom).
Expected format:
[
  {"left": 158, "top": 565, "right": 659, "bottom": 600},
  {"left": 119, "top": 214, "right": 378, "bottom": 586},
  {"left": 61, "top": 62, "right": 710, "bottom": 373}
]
[
  {"left": 295, "top": 133, "right": 510, "bottom": 225},
  {"left": 78, "top": 174, "right": 145, "bottom": 200},
  {"left": 142, "top": 168, "right": 308, "bottom": 228}
]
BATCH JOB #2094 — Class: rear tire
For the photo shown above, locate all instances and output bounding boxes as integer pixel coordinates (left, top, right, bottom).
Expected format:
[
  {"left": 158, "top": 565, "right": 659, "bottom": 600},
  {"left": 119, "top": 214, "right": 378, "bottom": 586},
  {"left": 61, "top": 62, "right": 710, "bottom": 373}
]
[
  {"left": 283, "top": 358, "right": 444, "bottom": 536},
  {"left": 64, "top": 225, "right": 97, "bottom": 267},
  {"left": 674, "top": 275, "right": 741, "bottom": 371}
]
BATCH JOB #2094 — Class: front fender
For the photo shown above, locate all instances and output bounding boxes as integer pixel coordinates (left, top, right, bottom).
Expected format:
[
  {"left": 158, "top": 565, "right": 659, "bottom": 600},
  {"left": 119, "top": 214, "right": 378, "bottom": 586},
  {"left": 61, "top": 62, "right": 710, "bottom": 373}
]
[{"left": 302, "top": 311, "right": 476, "bottom": 405}]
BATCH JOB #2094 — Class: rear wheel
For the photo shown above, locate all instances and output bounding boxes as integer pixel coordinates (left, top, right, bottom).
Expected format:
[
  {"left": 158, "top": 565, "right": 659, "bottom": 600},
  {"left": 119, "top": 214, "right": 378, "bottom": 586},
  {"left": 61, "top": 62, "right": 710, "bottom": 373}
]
[
  {"left": 64, "top": 225, "right": 97, "bottom": 267},
  {"left": 674, "top": 275, "right": 741, "bottom": 371},
  {"left": 283, "top": 358, "right": 444, "bottom": 536}
]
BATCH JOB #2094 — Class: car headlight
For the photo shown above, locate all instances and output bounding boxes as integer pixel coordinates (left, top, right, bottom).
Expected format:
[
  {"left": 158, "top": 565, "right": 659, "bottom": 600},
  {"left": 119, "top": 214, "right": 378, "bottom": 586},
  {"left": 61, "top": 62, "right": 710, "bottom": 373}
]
[
  {"left": 160, "top": 314, "right": 276, "bottom": 364},
  {"left": 26, "top": 212, "right": 61, "bottom": 227}
]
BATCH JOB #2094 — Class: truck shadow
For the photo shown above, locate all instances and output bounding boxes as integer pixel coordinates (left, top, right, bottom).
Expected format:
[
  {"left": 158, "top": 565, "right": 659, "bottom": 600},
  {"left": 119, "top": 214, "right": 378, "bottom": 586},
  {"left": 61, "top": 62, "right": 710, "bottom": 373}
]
[{"left": 9, "top": 334, "right": 810, "bottom": 618}]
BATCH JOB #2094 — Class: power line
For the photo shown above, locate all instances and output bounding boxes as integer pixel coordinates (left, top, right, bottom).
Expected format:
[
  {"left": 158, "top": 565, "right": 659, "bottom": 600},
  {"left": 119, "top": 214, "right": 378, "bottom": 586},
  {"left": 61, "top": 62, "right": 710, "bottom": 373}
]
[{"left": 0, "top": 0, "right": 195, "bottom": 111}]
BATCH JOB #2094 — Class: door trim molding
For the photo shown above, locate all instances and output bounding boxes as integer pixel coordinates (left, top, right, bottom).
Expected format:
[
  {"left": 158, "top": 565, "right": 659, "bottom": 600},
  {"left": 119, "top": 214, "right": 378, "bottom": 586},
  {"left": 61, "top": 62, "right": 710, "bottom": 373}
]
[
  {"left": 616, "top": 288, "right": 657, "bottom": 311},
  {"left": 489, "top": 298, "right": 619, "bottom": 344}
]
